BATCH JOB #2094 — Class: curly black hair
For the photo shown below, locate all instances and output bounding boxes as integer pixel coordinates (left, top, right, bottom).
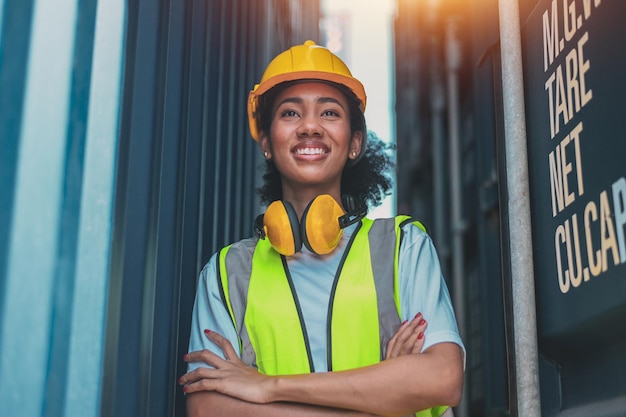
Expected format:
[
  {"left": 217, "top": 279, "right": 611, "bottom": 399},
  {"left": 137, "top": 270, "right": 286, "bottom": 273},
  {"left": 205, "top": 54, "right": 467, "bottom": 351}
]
[
  {"left": 341, "top": 131, "right": 395, "bottom": 208},
  {"left": 257, "top": 130, "right": 395, "bottom": 210}
]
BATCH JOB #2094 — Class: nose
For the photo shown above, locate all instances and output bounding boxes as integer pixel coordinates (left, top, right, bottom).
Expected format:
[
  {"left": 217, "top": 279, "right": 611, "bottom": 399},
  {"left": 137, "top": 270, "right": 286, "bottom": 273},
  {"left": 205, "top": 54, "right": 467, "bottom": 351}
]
[{"left": 296, "top": 113, "right": 322, "bottom": 137}]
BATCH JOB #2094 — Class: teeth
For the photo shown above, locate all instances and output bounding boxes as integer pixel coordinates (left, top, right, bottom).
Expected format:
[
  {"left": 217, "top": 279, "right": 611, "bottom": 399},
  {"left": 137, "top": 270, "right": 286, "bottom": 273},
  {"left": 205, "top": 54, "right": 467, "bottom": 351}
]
[{"left": 295, "top": 148, "right": 326, "bottom": 155}]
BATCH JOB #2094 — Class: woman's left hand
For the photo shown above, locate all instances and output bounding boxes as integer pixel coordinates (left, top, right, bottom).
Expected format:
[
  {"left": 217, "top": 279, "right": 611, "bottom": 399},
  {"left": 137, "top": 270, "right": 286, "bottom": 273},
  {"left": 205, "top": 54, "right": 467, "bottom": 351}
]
[
  {"left": 179, "top": 330, "right": 274, "bottom": 403},
  {"left": 385, "top": 313, "right": 427, "bottom": 360}
]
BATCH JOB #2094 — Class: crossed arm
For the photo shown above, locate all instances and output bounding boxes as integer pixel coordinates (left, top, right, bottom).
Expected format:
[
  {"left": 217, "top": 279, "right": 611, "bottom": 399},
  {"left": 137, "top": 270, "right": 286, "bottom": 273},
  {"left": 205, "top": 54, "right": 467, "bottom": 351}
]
[{"left": 180, "top": 316, "right": 464, "bottom": 417}]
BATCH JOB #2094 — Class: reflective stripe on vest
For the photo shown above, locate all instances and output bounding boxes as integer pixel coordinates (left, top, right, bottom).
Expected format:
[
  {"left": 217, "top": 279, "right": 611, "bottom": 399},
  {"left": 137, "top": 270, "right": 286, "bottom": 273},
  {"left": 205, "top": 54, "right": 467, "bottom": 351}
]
[{"left": 217, "top": 216, "right": 448, "bottom": 417}]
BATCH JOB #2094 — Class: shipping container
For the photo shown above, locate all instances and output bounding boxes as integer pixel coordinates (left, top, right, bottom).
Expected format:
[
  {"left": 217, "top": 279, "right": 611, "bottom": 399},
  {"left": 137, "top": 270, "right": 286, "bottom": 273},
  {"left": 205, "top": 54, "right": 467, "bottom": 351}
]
[
  {"left": 0, "top": 1, "right": 319, "bottom": 416},
  {"left": 394, "top": 0, "right": 626, "bottom": 416}
]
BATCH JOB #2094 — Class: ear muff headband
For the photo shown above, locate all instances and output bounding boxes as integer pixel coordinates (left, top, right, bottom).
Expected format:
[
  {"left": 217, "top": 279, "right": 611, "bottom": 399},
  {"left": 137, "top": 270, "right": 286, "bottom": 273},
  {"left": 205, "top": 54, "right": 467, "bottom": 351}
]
[{"left": 256, "top": 194, "right": 366, "bottom": 256}]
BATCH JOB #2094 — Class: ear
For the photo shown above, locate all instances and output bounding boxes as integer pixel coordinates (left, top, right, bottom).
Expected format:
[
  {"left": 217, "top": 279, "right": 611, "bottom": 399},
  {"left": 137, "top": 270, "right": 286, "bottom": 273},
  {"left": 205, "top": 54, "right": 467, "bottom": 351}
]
[
  {"left": 259, "top": 131, "right": 272, "bottom": 159},
  {"left": 348, "top": 130, "right": 363, "bottom": 161}
]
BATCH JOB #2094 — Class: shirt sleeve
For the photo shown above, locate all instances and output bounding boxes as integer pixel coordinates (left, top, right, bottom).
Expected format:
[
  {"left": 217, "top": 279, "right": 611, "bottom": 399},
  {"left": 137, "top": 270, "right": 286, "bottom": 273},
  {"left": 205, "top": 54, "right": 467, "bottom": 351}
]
[
  {"left": 187, "top": 252, "right": 241, "bottom": 372},
  {"left": 398, "top": 223, "right": 466, "bottom": 363}
]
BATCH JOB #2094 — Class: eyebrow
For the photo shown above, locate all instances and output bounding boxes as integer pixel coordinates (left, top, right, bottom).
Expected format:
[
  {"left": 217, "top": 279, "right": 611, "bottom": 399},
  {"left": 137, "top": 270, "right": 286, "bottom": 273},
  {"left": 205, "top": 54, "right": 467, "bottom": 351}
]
[{"left": 275, "top": 96, "right": 346, "bottom": 110}]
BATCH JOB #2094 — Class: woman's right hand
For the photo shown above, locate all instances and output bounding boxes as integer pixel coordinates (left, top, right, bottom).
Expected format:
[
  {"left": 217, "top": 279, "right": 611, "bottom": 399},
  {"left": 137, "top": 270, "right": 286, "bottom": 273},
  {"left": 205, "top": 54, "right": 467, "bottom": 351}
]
[{"left": 385, "top": 313, "right": 427, "bottom": 359}]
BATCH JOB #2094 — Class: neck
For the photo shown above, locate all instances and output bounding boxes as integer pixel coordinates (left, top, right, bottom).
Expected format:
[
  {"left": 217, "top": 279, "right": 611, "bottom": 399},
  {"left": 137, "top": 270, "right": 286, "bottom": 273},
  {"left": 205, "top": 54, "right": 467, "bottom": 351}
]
[{"left": 282, "top": 186, "right": 342, "bottom": 219}]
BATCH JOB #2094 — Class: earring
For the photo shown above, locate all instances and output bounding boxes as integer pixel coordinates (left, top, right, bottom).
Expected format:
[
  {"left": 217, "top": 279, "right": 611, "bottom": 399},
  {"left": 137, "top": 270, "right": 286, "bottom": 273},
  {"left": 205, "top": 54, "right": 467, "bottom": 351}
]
[
  {"left": 264, "top": 151, "right": 269, "bottom": 158},
  {"left": 351, "top": 151, "right": 357, "bottom": 157}
]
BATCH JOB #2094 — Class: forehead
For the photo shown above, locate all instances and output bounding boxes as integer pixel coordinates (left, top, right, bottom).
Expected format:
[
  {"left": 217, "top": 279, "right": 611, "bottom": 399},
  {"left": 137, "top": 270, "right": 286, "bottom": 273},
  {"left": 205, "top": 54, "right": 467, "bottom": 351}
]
[{"left": 273, "top": 81, "right": 349, "bottom": 106}]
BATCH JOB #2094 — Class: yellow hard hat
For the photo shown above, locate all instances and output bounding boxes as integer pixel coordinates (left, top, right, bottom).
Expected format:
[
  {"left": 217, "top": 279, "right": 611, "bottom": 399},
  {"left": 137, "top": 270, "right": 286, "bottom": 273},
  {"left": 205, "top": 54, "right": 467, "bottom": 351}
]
[{"left": 247, "top": 40, "right": 367, "bottom": 141}]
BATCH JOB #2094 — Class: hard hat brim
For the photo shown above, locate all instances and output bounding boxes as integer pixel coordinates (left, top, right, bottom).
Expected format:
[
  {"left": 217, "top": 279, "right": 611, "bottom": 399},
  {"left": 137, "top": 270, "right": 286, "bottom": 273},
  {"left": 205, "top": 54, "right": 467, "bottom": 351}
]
[{"left": 248, "top": 71, "right": 366, "bottom": 142}]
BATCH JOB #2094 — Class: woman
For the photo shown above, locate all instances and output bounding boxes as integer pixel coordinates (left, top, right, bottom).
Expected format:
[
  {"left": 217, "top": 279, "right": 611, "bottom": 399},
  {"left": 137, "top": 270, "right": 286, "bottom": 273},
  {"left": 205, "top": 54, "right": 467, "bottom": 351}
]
[{"left": 179, "top": 41, "right": 464, "bottom": 417}]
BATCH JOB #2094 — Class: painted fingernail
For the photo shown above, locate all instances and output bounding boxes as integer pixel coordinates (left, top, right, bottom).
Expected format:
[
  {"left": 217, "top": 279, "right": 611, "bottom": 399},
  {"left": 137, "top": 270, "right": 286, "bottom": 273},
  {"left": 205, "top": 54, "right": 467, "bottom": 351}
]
[
  {"left": 418, "top": 332, "right": 424, "bottom": 339},
  {"left": 402, "top": 319, "right": 409, "bottom": 325},
  {"left": 419, "top": 319, "right": 426, "bottom": 326},
  {"left": 182, "top": 354, "right": 188, "bottom": 361},
  {"left": 204, "top": 329, "right": 211, "bottom": 335},
  {"left": 183, "top": 385, "right": 189, "bottom": 392},
  {"left": 414, "top": 312, "right": 422, "bottom": 320},
  {"left": 178, "top": 377, "right": 184, "bottom": 385}
]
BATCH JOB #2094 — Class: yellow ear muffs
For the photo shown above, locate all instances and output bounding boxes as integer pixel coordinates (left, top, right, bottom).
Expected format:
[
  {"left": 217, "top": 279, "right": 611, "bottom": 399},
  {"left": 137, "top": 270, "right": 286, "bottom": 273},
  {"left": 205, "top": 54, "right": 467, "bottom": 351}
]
[
  {"left": 301, "top": 194, "right": 345, "bottom": 255},
  {"left": 262, "top": 200, "right": 302, "bottom": 256},
  {"left": 255, "top": 194, "right": 366, "bottom": 256}
]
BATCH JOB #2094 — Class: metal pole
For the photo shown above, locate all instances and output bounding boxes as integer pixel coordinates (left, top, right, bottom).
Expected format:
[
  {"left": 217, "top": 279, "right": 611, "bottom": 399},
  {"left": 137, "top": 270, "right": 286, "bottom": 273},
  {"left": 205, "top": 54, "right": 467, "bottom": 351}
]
[
  {"left": 445, "top": 17, "right": 468, "bottom": 417},
  {"left": 429, "top": 7, "right": 449, "bottom": 279},
  {"left": 497, "top": 1, "right": 542, "bottom": 416}
]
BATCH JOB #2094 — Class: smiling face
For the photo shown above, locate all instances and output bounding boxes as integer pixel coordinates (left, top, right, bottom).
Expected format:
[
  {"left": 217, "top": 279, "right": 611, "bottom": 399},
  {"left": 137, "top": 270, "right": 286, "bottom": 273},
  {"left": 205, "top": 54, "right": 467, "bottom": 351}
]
[{"left": 259, "top": 82, "right": 363, "bottom": 205}]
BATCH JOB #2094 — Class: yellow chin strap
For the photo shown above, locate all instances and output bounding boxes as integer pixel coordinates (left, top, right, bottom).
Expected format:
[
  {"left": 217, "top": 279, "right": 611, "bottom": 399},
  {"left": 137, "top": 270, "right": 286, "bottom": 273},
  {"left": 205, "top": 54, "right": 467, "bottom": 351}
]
[{"left": 255, "top": 194, "right": 365, "bottom": 256}]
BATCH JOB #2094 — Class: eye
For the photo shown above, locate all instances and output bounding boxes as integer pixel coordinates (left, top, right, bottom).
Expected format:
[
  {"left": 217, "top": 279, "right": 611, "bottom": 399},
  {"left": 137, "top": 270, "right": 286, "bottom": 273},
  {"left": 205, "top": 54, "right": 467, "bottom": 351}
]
[
  {"left": 322, "top": 109, "right": 341, "bottom": 117},
  {"left": 280, "top": 109, "right": 299, "bottom": 118}
]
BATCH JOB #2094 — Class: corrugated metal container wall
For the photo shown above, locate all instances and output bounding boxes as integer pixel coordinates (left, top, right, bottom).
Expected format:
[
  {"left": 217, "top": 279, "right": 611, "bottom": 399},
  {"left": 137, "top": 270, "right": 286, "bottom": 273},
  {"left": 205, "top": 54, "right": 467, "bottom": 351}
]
[
  {"left": 395, "top": 0, "right": 626, "bottom": 416},
  {"left": 394, "top": 0, "right": 508, "bottom": 416},
  {"left": 1, "top": 1, "right": 125, "bottom": 416},
  {"left": 102, "top": 0, "right": 320, "bottom": 416},
  {"left": 0, "top": 1, "right": 319, "bottom": 416}
]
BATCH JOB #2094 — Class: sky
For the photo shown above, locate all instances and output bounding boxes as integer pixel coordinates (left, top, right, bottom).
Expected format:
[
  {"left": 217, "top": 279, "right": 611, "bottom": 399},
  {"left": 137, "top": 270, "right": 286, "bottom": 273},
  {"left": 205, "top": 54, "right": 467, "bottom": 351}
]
[{"left": 320, "top": 0, "right": 397, "bottom": 217}]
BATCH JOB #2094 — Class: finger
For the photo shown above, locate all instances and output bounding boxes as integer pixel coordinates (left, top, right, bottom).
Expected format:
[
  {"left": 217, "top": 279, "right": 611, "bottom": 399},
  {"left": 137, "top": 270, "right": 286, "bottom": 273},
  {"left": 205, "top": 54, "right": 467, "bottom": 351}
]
[
  {"left": 406, "top": 312, "right": 423, "bottom": 331},
  {"left": 409, "top": 318, "right": 428, "bottom": 354},
  {"left": 183, "top": 348, "right": 226, "bottom": 369},
  {"left": 394, "top": 314, "right": 427, "bottom": 356},
  {"left": 394, "top": 313, "right": 422, "bottom": 354},
  {"left": 203, "top": 329, "right": 240, "bottom": 362},
  {"left": 387, "top": 312, "right": 424, "bottom": 359},
  {"left": 409, "top": 330, "right": 425, "bottom": 354},
  {"left": 386, "top": 321, "right": 400, "bottom": 359},
  {"left": 182, "top": 373, "right": 220, "bottom": 394},
  {"left": 386, "top": 319, "right": 409, "bottom": 359},
  {"left": 178, "top": 363, "right": 219, "bottom": 386}
]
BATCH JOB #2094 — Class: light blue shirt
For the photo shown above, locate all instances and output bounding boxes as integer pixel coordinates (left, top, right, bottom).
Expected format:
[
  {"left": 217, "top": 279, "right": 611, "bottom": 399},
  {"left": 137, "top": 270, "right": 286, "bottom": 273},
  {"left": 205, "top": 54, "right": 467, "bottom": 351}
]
[{"left": 188, "top": 220, "right": 465, "bottom": 372}]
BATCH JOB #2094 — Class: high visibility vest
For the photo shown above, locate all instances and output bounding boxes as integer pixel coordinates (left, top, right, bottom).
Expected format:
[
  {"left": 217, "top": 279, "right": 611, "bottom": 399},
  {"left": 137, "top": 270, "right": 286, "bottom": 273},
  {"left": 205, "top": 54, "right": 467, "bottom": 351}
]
[{"left": 217, "top": 216, "right": 448, "bottom": 417}]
